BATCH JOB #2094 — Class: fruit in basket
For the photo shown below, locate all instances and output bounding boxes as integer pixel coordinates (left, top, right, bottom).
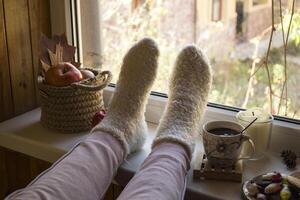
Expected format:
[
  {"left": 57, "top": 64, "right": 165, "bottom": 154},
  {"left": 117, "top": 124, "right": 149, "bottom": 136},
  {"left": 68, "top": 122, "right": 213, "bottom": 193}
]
[
  {"left": 80, "top": 69, "right": 95, "bottom": 79},
  {"left": 40, "top": 34, "right": 81, "bottom": 76},
  {"left": 45, "top": 62, "right": 83, "bottom": 86},
  {"left": 92, "top": 109, "right": 106, "bottom": 127}
]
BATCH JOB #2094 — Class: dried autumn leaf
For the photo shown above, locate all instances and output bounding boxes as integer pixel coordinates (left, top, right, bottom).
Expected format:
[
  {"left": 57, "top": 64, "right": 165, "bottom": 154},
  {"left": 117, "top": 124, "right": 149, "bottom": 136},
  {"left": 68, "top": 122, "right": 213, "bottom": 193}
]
[
  {"left": 40, "top": 60, "right": 51, "bottom": 73},
  {"left": 39, "top": 33, "right": 81, "bottom": 74},
  {"left": 47, "top": 48, "right": 57, "bottom": 66},
  {"left": 63, "top": 46, "right": 76, "bottom": 62},
  {"left": 47, "top": 44, "right": 64, "bottom": 66},
  {"left": 40, "top": 34, "right": 56, "bottom": 53}
]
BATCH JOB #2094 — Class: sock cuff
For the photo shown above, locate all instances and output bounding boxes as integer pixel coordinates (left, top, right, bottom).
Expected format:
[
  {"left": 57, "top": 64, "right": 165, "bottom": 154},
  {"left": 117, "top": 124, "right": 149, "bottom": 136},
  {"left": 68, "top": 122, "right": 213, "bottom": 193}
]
[
  {"left": 152, "top": 135, "right": 195, "bottom": 159},
  {"left": 92, "top": 124, "right": 130, "bottom": 157}
]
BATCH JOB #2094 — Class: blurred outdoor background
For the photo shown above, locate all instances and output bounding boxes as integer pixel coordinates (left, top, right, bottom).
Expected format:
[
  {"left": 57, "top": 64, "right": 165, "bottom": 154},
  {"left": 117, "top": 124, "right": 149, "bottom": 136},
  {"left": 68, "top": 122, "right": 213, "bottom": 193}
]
[{"left": 90, "top": 0, "right": 300, "bottom": 119}]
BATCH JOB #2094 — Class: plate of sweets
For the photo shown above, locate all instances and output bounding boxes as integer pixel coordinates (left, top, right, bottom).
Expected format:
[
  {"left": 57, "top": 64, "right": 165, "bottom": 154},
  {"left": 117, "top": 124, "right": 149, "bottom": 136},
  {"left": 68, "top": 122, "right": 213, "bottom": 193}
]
[{"left": 242, "top": 171, "right": 300, "bottom": 200}]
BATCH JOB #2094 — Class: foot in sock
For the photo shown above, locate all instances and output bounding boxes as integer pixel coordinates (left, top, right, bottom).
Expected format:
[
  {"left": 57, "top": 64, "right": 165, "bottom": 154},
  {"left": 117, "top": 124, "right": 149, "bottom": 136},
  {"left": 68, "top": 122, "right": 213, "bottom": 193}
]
[
  {"left": 92, "top": 38, "right": 159, "bottom": 156},
  {"left": 152, "top": 45, "right": 212, "bottom": 158}
]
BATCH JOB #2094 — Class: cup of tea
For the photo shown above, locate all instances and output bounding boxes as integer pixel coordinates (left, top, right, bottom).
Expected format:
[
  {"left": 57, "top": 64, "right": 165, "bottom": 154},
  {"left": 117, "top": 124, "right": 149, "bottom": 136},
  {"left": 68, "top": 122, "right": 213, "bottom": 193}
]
[{"left": 202, "top": 121, "right": 255, "bottom": 167}]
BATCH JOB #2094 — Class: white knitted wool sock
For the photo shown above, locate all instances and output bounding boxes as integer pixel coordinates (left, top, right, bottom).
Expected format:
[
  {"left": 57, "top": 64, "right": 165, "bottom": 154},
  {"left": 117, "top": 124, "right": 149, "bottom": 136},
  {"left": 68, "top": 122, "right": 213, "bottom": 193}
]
[
  {"left": 92, "top": 38, "right": 159, "bottom": 156},
  {"left": 152, "top": 46, "right": 212, "bottom": 158}
]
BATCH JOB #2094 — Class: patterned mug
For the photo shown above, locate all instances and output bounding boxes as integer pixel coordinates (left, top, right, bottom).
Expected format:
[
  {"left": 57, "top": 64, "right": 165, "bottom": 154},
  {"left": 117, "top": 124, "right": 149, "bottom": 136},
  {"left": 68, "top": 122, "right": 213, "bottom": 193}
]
[{"left": 202, "top": 121, "right": 255, "bottom": 167}]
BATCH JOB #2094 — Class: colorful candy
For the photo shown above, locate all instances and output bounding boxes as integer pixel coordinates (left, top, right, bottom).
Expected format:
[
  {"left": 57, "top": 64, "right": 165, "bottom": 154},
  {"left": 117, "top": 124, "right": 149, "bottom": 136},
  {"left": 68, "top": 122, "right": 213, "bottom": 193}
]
[
  {"left": 245, "top": 172, "right": 300, "bottom": 199},
  {"left": 256, "top": 180, "right": 272, "bottom": 188},
  {"left": 256, "top": 193, "right": 267, "bottom": 200},
  {"left": 287, "top": 175, "right": 300, "bottom": 189},
  {"left": 272, "top": 172, "right": 282, "bottom": 183},
  {"left": 262, "top": 172, "right": 276, "bottom": 180},
  {"left": 280, "top": 184, "right": 291, "bottom": 200},
  {"left": 264, "top": 183, "right": 282, "bottom": 194},
  {"left": 246, "top": 182, "right": 259, "bottom": 196}
]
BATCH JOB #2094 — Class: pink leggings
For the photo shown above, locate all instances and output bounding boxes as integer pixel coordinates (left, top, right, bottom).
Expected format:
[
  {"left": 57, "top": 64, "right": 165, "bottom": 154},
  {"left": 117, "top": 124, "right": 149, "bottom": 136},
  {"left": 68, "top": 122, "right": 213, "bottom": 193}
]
[{"left": 6, "top": 131, "right": 190, "bottom": 200}]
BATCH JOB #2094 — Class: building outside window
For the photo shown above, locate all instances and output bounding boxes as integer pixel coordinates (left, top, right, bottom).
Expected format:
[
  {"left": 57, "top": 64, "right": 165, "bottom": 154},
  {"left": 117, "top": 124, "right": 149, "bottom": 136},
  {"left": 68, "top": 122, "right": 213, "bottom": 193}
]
[
  {"left": 77, "top": 0, "right": 300, "bottom": 122},
  {"left": 212, "top": 0, "right": 222, "bottom": 21},
  {"left": 253, "top": 0, "right": 269, "bottom": 6}
]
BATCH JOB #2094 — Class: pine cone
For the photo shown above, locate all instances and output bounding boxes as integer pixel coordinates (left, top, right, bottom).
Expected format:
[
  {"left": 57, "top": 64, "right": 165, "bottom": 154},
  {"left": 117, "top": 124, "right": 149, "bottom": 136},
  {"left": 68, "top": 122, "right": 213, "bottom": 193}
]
[{"left": 281, "top": 150, "right": 297, "bottom": 169}]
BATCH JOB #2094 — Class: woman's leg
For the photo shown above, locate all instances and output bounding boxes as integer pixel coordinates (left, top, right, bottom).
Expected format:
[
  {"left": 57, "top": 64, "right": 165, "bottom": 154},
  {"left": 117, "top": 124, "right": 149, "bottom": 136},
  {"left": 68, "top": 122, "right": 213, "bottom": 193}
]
[
  {"left": 6, "top": 133, "right": 124, "bottom": 200},
  {"left": 118, "top": 142, "right": 190, "bottom": 200},
  {"left": 118, "top": 46, "right": 212, "bottom": 200},
  {"left": 5, "top": 38, "right": 159, "bottom": 200}
]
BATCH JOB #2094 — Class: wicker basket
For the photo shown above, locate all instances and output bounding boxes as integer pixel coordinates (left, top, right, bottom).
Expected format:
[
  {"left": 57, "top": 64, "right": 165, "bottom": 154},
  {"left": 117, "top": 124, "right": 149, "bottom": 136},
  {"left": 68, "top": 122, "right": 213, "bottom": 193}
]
[{"left": 38, "top": 69, "right": 112, "bottom": 133}]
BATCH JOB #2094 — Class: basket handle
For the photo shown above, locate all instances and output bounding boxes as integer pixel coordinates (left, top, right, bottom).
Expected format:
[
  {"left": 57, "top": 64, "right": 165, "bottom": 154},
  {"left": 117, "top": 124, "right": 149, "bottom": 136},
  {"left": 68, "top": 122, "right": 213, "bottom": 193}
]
[{"left": 72, "top": 70, "right": 112, "bottom": 91}]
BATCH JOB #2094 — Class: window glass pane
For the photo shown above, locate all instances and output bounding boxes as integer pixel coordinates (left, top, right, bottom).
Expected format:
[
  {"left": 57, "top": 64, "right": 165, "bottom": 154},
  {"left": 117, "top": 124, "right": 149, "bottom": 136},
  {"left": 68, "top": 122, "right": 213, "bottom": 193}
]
[{"left": 83, "top": 0, "right": 300, "bottom": 120}]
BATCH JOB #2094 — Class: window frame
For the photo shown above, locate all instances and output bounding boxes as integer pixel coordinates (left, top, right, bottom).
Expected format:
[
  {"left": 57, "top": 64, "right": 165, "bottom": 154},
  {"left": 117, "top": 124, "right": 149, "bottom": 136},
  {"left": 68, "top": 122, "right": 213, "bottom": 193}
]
[{"left": 51, "top": 0, "right": 300, "bottom": 126}]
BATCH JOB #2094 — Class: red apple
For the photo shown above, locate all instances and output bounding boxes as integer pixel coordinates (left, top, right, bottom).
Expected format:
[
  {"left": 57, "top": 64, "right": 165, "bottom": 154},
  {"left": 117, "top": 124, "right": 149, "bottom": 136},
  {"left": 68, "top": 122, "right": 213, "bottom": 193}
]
[
  {"left": 45, "top": 62, "right": 83, "bottom": 86},
  {"left": 92, "top": 109, "right": 106, "bottom": 127},
  {"left": 80, "top": 69, "right": 95, "bottom": 79}
]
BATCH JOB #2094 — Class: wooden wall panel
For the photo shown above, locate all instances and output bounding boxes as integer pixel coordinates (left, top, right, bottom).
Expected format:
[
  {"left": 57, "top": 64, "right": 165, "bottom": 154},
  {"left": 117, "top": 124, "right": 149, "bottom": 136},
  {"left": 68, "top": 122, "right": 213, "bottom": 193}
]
[
  {"left": 0, "top": 147, "right": 8, "bottom": 198},
  {"left": 0, "top": 0, "right": 14, "bottom": 122},
  {"left": 29, "top": 157, "right": 51, "bottom": 178},
  {"left": 113, "top": 184, "right": 124, "bottom": 199},
  {"left": 3, "top": 0, "right": 37, "bottom": 115},
  {"left": 5, "top": 150, "right": 31, "bottom": 193},
  {"left": 28, "top": 0, "right": 51, "bottom": 102},
  {"left": 0, "top": 147, "right": 52, "bottom": 198},
  {"left": 104, "top": 185, "right": 114, "bottom": 200}
]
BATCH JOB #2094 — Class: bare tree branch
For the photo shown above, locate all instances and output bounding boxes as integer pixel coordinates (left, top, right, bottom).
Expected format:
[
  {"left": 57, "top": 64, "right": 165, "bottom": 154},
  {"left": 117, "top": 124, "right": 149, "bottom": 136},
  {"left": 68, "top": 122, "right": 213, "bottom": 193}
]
[
  {"left": 277, "top": 0, "right": 286, "bottom": 115},
  {"left": 265, "top": 0, "right": 275, "bottom": 114},
  {"left": 277, "top": 0, "right": 296, "bottom": 116}
]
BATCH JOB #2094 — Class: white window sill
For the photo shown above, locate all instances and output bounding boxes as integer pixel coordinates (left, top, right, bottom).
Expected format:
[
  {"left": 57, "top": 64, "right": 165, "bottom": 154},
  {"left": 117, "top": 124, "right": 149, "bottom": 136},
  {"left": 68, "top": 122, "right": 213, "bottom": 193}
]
[{"left": 0, "top": 108, "right": 156, "bottom": 163}]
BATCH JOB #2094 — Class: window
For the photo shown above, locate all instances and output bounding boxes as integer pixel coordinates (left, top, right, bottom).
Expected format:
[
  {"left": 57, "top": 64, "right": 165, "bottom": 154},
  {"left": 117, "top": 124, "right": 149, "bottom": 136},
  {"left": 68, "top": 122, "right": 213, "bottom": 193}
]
[
  {"left": 212, "top": 0, "right": 222, "bottom": 22},
  {"left": 76, "top": 0, "right": 300, "bottom": 122}
]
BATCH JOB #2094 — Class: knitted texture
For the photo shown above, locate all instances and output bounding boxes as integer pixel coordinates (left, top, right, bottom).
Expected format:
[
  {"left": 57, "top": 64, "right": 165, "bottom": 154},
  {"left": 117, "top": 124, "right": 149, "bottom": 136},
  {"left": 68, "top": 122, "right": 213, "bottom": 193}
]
[
  {"left": 92, "top": 38, "right": 159, "bottom": 156},
  {"left": 152, "top": 46, "right": 212, "bottom": 158},
  {"left": 39, "top": 69, "right": 112, "bottom": 133}
]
